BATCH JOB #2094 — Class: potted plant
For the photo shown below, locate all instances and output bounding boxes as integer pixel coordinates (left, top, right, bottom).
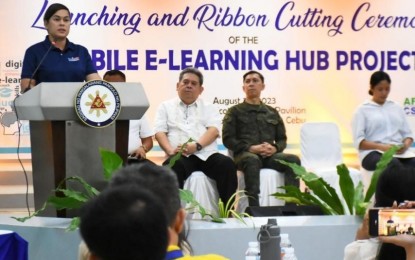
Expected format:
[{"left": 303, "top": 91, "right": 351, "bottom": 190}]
[
  {"left": 13, "top": 148, "right": 124, "bottom": 230},
  {"left": 13, "top": 140, "right": 251, "bottom": 229},
  {"left": 271, "top": 145, "right": 400, "bottom": 216}
]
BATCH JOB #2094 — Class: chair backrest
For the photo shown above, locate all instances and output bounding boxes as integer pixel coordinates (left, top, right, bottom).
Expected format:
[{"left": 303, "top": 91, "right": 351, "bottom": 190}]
[{"left": 300, "top": 122, "right": 343, "bottom": 170}]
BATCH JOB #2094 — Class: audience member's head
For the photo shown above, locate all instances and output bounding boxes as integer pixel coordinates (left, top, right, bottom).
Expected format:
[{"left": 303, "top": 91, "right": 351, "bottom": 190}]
[
  {"left": 110, "top": 163, "right": 182, "bottom": 226},
  {"left": 80, "top": 185, "right": 168, "bottom": 260},
  {"left": 109, "top": 163, "right": 189, "bottom": 251},
  {"left": 103, "top": 69, "right": 126, "bottom": 82},
  {"left": 375, "top": 162, "right": 415, "bottom": 260},
  {"left": 375, "top": 161, "right": 415, "bottom": 207}
]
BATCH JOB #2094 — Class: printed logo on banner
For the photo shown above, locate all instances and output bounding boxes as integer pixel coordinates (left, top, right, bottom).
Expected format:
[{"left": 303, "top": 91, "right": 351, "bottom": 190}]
[
  {"left": 75, "top": 80, "right": 121, "bottom": 128},
  {"left": 0, "top": 87, "right": 12, "bottom": 98},
  {"left": 404, "top": 97, "right": 415, "bottom": 116}
]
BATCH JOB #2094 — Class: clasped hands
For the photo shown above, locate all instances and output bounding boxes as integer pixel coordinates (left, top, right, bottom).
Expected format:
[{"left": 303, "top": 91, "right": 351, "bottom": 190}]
[{"left": 249, "top": 142, "right": 277, "bottom": 158}]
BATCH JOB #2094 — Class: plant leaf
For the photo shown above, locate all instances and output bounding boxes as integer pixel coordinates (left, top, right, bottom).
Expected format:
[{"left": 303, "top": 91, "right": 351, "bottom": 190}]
[
  {"left": 277, "top": 160, "right": 344, "bottom": 215},
  {"left": 211, "top": 217, "right": 226, "bottom": 223},
  {"left": 179, "top": 189, "right": 214, "bottom": 221},
  {"left": 11, "top": 202, "right": 47, "bottom": 222},
  {"left": 66, "top": 217, "right": 80, "bottom": 232},
  {"left": 55, "top": 189, "right": 90, "bottom": 203},
  {"left": 167, "top": 151, "right": 183, "bottom": 169},
  {"left": 64, "top": 176, "right": 100, "bottom": 198},
  {"left": 46, "top": 196, "right": 86, "bottom": 210},
  {"left": 167, "top": 138, "right": 195, "bottom": 168},
  {"left": 337, "top": 164, "right": 355, "bottom": 215},
  {"left": 99, "top": 148, "right": 123, "bottom": 181},
  {"left": 273, "top": 185, "right": 335, "bottom": 214},
  {"left": 179, "top": 189, "right": 195, "bottom": 203},
  {"left": 220, "top": 190, "right": 244, "bottom": 218},
  {"left": 353, "top": 182, "right": 367, "bottom": 216},
  {"left": 272, "top": 189, "right": 334, "bottom": 215},
  {"left": 218, "top": 199, "right": 225, "bottom": 218},
  {"left": 364, "top": 145, "right": 399, "bottom": 202},
  {"left": 228, "top": 210, "right": 247, "bottom": 225}
]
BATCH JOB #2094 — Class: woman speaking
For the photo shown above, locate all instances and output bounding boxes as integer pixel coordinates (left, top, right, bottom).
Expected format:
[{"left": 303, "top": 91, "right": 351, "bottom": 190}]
[{"left": 20, "top": 3, "right": 100, "bottom": 92}]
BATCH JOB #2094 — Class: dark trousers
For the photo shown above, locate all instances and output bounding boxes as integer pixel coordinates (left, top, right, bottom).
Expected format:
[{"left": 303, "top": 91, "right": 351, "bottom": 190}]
[
  {"left": 163, "top": 153, "right": 238, "bottom": 205},
  {"left": 235, "top": 152, "right": 301, "bottom": 206},
  {"left": 362, "top": 151, "right": 415, "bottom": 171}
]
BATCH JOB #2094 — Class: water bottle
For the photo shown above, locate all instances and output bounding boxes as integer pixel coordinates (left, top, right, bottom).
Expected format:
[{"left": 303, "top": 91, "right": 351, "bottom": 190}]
[
  {"left": 280, "top": 233, "right": 290, "bottom": 258},
  {"left": 245, "top": 241, "right": 260, "bottom": 260},
  {"left": 257, "top": 218, "right": 281, "bottom": 260},
  {"left": 280, "top": 233, "right": 297, "bottom": 260},
  {"left": 282, "top": 247, "right": 297, "bottom": 260}
]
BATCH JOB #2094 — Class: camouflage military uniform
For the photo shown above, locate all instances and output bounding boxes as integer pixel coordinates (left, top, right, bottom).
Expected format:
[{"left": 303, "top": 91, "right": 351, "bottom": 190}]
[{"left": 222, "top": 101, "right": 300, "bottom": 206}]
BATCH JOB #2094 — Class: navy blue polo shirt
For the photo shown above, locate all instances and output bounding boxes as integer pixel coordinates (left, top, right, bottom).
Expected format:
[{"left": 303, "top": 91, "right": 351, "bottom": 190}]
[{"left": 21, "top": 36, "right": 97, "bottom": 84}]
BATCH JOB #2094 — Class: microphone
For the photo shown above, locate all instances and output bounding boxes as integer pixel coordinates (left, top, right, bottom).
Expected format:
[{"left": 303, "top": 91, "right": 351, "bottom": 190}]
[{"left": 23, "top": 39, "right": 56, "bottom": 93}]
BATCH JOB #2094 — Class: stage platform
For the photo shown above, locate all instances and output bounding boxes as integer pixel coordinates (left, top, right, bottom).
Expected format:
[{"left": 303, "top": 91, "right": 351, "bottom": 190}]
[{"left": 0, "top": 214, "right": 361, "bottom": 260}]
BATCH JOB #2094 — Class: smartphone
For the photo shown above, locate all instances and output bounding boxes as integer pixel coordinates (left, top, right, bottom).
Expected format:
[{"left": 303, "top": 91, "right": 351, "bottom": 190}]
[
  {"left": 127, "top": 154, "right": 144, "bottom": 164},
  {"left": 369, "top": 208, "right": 415, "bottom": 236}
]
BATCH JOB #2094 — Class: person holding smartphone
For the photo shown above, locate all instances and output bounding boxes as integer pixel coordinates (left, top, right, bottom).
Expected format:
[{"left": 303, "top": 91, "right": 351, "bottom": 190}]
[
  {"left": 379, "top": 234, "right": 415, "bottom": 260},
  {"left": 345, "top": 162, "right": 415, "bottom": 260}
]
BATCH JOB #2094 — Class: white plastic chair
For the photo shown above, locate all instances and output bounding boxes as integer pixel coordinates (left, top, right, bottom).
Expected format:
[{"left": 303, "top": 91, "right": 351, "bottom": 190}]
[
  {"left": 300, "top": 122, "right": 362, "bottom": 214},
  {"left": 183, "top": 171, "right": 219, "bottom": 219},
  {"left": 236, "top": 169, "right": 285, "bottom": 213},
  {"left": 183, "top": 169, "right": 285, "bottom": 218}
]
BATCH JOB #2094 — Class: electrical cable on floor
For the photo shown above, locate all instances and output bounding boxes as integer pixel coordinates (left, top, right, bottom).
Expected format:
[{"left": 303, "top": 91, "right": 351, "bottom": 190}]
[{"left": 12, "top": 92, "right": 31, "bottom": 216}]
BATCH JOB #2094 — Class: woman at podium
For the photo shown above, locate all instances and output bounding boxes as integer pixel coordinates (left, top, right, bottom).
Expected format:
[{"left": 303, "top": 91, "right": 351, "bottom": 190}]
[
  {"left": 18, "top": 3, "right": 105, "bottom": 218},
  {"left": 20, "top": 3, "right": 100, "bottom": 93}
]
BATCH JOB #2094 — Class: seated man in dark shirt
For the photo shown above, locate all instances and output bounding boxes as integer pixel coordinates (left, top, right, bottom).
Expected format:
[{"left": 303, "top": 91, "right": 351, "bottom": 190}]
[{"left": 222, "top": 70, "right": 301, "bottom": 206}]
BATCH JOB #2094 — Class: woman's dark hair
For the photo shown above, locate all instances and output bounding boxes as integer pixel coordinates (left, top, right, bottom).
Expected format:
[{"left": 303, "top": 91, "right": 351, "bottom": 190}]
[
  {"left": 375, "top": 162, "right": 415, "bottom": 260},
  {"left": 375, "top": 162, "right": 415, "bottom": 207},
  {"left": 368, "top": 71, "right": 391, "bottom": 96},
  {"left": 43, "top": 3, "right": 70, "bottom": 22}
]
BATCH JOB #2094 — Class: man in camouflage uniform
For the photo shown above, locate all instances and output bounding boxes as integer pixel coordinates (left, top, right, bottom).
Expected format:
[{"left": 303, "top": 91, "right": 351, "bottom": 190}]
[{"left": 222, "top": 70, "right": 300, "bottom": 206}]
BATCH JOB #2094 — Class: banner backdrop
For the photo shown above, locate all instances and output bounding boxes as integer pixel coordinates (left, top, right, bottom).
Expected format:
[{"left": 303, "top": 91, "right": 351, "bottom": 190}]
[{"left": 1, "top": 0, "right": 415, "bottom": 159}]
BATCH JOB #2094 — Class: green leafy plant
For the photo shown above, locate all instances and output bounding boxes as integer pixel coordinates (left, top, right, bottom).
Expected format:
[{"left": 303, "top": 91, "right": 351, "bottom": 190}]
[
  {"left": 14, "top": 137, "right": 249, "bottom": 229},
  {"left": 13, "top": 148, "right": 123, "bottom": 231},
  {"left": 217, "top": 191, "right": 252, "bottom": 224},
  {"left": 167, "top": 138, "right": 194, "bottom": 168},
  {"left": 272, "top": 145, "right": 400, "bottom": 216},
  {"left": 180, "top": 189, "right": 251, "bottom": 224}
]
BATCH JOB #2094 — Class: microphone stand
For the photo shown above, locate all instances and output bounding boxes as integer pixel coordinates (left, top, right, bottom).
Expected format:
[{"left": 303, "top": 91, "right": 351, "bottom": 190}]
[{"left": 23, "top": 40, "right": 56, "bottom": 93}]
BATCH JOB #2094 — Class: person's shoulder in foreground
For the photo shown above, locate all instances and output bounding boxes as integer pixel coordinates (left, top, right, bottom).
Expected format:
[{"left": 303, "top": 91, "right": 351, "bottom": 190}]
[{"left": 167, "top": 245, "right": 229, "bottom": 260}]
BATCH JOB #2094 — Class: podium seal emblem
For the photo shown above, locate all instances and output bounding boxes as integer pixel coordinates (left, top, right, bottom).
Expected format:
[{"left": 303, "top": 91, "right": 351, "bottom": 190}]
[{"left": 75, "top": 80, "right": 121, "bottom": 128}]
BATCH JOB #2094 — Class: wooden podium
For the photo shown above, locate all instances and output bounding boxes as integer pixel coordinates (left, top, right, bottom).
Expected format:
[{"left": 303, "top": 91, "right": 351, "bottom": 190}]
[{"left": 14, "top": 82, "right": 149, "bottom": 216}]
